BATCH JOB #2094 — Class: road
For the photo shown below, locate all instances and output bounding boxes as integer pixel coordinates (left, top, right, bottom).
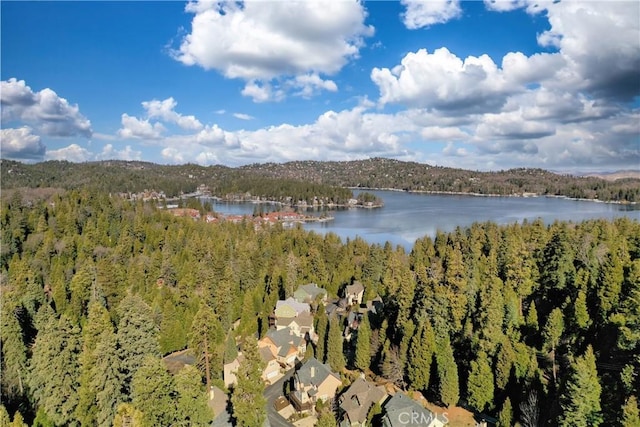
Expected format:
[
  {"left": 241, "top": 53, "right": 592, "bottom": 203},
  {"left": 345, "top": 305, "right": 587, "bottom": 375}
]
[{"left": 264, "top": 369, "right": 296, "bottom": 427}]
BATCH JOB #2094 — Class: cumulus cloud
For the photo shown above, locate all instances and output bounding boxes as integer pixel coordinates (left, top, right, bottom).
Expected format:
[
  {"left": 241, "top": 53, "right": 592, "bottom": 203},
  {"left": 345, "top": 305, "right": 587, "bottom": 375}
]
[
  {"left": 371, "top": 48, "right": 512, "bottom": 112},
  {"left": 0, "top": 126, "right": 46, "bottom": 160},
  {"left": 142, "top": 97, "right": 202, "bottom": 130},
  {"left": 118, "top": 114, "right": 166, "bottom": 139},
  {"left": 1, "top": 78, "right": 92, "bottom": 137},
  {"left": 98, "top": 144, "right": 142, "bottom": 161},
  {"left": 45, "top": 144, "right": 93, "bottom": 162},
  {"left": 401, "top": 0, "right": 461, "bottom": 29},
  {"left": 172, "top": 0, "right": 373, "bottom": 101}
]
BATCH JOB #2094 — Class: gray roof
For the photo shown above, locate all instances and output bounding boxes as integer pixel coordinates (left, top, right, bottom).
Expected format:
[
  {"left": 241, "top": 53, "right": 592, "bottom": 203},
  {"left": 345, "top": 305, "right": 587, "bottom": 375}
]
[
  {"left": 340, "top": 378, "right": 386, "bottom": 425},
  {"left": 296, "top": 357, "right": 340, "bottom": 387},
  {"left": 383, "top": 392, "right": 437, "bottom": 427},
  {"left": 346, "top": 281, "right": 364, "bottom": 295},
  {"left": 294, "top": 283, "right": 327, "bottom": 302},
  {"left": 265, "top": 327, "right": 304, "bottom": 349},
  {"left": 259, "top": 346, "right": 276, "bottom": 362}
]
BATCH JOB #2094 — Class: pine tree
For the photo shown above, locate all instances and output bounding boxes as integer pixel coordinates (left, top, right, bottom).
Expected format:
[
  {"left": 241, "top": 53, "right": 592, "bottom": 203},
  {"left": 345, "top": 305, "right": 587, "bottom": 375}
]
[
  {"left": 175, "top": 365, "right": 213, "bottom": 426},
  {"left": 93, "top": 329, "right": 124, "bottom": 427},
  {"left": 10, "top": 411, "right": 27, "bottom": 427},
  {"left": 354, "top": 312, "right": 372, "bottom": 371},
  {"left": 543, "top": 308, "right": 564, "bottom": 384},
  {"left": 189, "top": 303, "right": 224, "bottom": 389},
  {"left": 526, "top": 302, "right": 539, "bottom": 331},
  {"left": 315, "top": 306, "right": 328, "bottom": 362},
  {"left": 0, "top": 302, "right": 27, "bottom": 401},
  {"left": 407, "top": 320, "right": 435, "bottom": 391},
  {"left": 467, "top": 351, "right": 494, "bottom": 412},
  {"left": 494, "top": 340, "right": 515, "bottom": 392},
  {"left": 497, "top": 397, "right": 513, "bottom": 427},
  {"left": 559, "top": 346, "right": 603, "bottom": 426},
  {"left": 28, "top": 314, "right": 82, "bottom": 426},
  {"left": 435, "top": 334, "right": 459, "bottom": 407},
  {"left": 131, "top": 356, "right": 177, "bottom": 427},
  {"left": 316, "top": 410, "right": 338, "bottom": 427},
  {"left": 231, "top": 337, "right": 267, "bottom": 427},
  {"left": 0, "top": 406, "right": 9, "bottom": 427},
  {"left": 327, "top": 314, "right": 346, "bottom": 373},
  {"left": 117, "top": 294, "right": 160, "bottom": 395},
  {"left": 621, "top": 396, "right": 639, "bottom": 427}
]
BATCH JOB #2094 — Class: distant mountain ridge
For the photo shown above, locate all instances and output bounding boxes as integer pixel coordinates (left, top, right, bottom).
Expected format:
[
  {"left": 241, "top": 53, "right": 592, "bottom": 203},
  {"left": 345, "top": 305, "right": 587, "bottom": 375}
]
[{"left": 2, "top": 158, "right": 639, "bottom": 202}]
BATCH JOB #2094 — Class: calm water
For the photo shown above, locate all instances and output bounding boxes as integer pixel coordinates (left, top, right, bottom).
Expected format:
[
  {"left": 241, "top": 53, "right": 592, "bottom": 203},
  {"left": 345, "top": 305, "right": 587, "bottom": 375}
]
[{"left": 208, "top": 190, "right": 640, "bottom": 250}]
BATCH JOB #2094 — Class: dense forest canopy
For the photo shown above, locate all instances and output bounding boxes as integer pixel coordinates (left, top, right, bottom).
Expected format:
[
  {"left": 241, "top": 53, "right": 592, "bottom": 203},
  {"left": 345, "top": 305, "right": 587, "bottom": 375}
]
[
  {"left": 0, "top": 189, "right": 639, "bottom": 426},
  {"left": 2, "top": 158, "right": 639, "bottom": 202}
]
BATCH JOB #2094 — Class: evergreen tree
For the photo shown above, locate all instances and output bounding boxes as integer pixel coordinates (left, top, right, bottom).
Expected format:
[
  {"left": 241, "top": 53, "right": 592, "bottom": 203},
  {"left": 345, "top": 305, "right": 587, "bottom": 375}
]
[
  {"left": 189, "top": 303, "right": 224, "bottom": 388},
  {"left": 315, "top": 306, "right": 328, "bottom": 362},
  {"left": 559, "top": 346, "right": 603, "bottom": 426},
  {"left": 28, "top": 314, "right": 82, "bottom": 426},
  {"left": 231, "top": 337, "right": 267, "bottom": 427},
  {"left": 354, "top": 312, "right": 372, "bottom": 371},
  {"left": 0, "top": 302, "right": 27, "bottom": 401},
  {"left": 117, "top": 294, "right": 160, "bottom": 395},
  {"left": 621, "top": 396, "right": 639, "bottom": 427},
  {"left": 175, "top": 365, "right": 213, "bottom": 426},
  {"left": 0, "top": 406, "right": 9, "bottom": 427},
  {"left": 497, "top": 397, "right": 513, "bottom": 427},
  {"left": 494, "top": 340, "right": 515, "bottom": 392},
  {"left": 407, "top": 320, "right": 435, "bottom": 391},
  {"left": 10, "top": 412, "right": 27, "bottom": 427},
  {"left": 93, "top": 329, "right": 124, "bottom": 427},
  {"left": 224, "top": 334, "right": 239, "bottom": 364},
  {"left": 316, "top": 410, "right": 338, "bottom": 427},
  {"left": 131, "top": 356, "right": 177, "bottom": 427},
  {"left": 327, "top": 314, "right": 346, "bottom": 373},
  {"left": 435, "top": 334, "right": 459, "bottom": 407},
  {"left": 543, "top": 308, "right": 564, "bottom": 383},
  {"left": 525, "top": 302, "right": 539, "bottom": 331},
  {"left": 467, "top": 351, "right": 494, "bottom": 412}
]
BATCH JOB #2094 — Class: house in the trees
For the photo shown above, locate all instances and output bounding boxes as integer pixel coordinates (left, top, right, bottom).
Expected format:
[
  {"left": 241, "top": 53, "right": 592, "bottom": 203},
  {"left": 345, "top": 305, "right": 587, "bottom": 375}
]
[
  {"left": 345, "top": 281, "right": 365, "bottom": 306},
  {"left": 294, "top": 283, "right": 328, "bottom": 305},
  {"left": 275, "top": 311, "right": 314, "bottom": 338},
  {"left": 339, "top": 377, "right": 387, "bottom": 427},
  {"left": 382, "top": 392, "right": 447, "bottom": 427},
  {"left": 275, "top": 297, "right": 311, "bottom": 318},
  {"left": 259, "top": 346, "right": 283, "bottom": 385},
  {"left": 223, "top": 353, "right": 244, "bottom": 388},
  {"left": 290, "top": 358, "right": 342, "bottom": 413},
  {"left": 258, "top": 327, "right": 306, "bottom": 368}
]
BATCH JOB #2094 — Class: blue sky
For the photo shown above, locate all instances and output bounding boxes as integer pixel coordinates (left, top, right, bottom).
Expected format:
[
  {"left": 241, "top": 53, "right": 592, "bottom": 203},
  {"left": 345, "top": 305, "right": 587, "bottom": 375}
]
[{"left": 1, "top": 0, "right": 639, "bottom": 172}]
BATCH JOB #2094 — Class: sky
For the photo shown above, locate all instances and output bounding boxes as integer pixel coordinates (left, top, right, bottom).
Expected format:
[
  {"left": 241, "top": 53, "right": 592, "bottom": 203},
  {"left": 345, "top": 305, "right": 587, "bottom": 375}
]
[{"left": 1, "top": 0, "right": 639, "bottom": 172}]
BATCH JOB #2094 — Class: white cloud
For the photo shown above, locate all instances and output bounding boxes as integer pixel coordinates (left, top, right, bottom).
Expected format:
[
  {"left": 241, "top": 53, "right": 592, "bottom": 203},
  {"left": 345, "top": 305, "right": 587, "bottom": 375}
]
[
  {"left": 142, "top": 97, "right": 203, "bottom": 130},
  {"left": 0, "top": 126, "right": 46, "bottom": 159},
  {"left": 371, "top": 48, "right": 511, "bottom": 111},
  {"left": 290, "top": 73, "right": 338, "bottom": 98},
  {"left": 98, "top": 144, "right": 142, "bottom": 161},
  {"left": 172, "top": 0, "right": 373, "bottom": 100},
  {"left": 241, "top": 81, "right": 279, "bottom": 103},
  {"left": 118, "top": 114, "right": 166, "bottom": 139},
  {"left": 401, "top": 0, "right": 461, "bottom": 29},
  {"left": 45, "top": 144, "right": 93, "bottom": 162},
  {"left": 233, "top": 113, "right": 254, "bottom": 121},
  {"left": 1, "top": 78, "right": 92, "bottom": 137}
]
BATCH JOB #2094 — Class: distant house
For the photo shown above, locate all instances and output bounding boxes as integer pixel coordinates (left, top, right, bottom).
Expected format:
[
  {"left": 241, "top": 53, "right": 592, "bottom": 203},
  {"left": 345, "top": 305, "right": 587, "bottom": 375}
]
[
  {"left": 275, "top": 297, "right": 311, "bottom": 318},
  {"left": 223, "top": 353, "right": 244, "bottom": 388},
  {"left": 259, "top": 327, "right": 307, "bottom": 368},
  {"left": 382, "top": 392, "right": 447, "bottom": 427},
  {"left": 275, "top": 311, "right": 314, "bottom": 338},
  {"left": 339, "top": 377, "right": 387, "bottom": 427},
  {"left": 345, "top": 282, "right": 365, "bottom": 306},
  {"left": 290, "top": 358, "right": 342, "bottom": 413},
  {"left": 259, "top": 346, "right": 283, "bottom": 385},
  {"left": 294, "top": 283, "right": 328, "bottom": 304}
]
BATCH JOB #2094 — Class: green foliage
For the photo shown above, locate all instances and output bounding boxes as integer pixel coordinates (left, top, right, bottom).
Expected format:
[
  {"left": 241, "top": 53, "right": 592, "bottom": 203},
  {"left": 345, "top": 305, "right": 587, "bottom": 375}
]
[
  {"left": 0, "top": 406, "right": 9, "bottom": 427},
  {"left": 497, "top": 397, "right": 513, "bottom": 427},
  {"left": 327, "top": 314, "right": 346, "bottom": 373},
  {"left": 354, "top": 312, "right": 372, "bottom": 371},
  {"left": 231, "top": 336, "right": 267, "bottom": 427},
  {"left": 28, "top": 314, "right": 82, "bottom": 426},
  {"left": 435, "top": 334, "right": 459, "bottom": 407},
  {"left": 622, "top": 396, "right": 640, "bottom": 427},
  {"left": 0, "top": 302, "right": 27, "bottom": 402},
  {"left": 408, "top": 320, "right": 435, "bottom": 391},
  {"left": 189, "top": 303, "right": 224, "bottom": 383},
  {"left": 175, "top": 365, "right": 213, "bottom": 426},
  {"left": 316, "top": 410, "right": 338, "bottom": 427},
  {"left": 467, "top": 352, "right": 494, "bottom": 412},
  {"left": 315, "top": 306, "right": 329, "bottom": 363},
  {"left": 559, "top": 346, "right": 603, "bottom": 426},
  {"left": 131, "top": 356, "right": 177, "bottom": 427}
]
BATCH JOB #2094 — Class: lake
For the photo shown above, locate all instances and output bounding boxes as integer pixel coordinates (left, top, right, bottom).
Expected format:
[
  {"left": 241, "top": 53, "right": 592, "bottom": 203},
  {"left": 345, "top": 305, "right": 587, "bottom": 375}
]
[{"left": 207, "top": 190, "right": 640, "bottom": 250}]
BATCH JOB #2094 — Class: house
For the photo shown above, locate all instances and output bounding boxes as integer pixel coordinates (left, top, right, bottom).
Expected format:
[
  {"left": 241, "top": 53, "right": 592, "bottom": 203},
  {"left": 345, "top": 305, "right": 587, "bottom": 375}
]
[
  {"left": 275, "top": 311, "right": 315, "bottom": 338},
  {"left": 290, "top": 358, "right": 342, "bottom": 413},
  {"left": 339, "top": 377, "right": 387, "bottom": 427},
  {"left": 259, "top": 346, "right": 283, "bottom": 385},
  {"left": 275, "top": 297, "right": 311, "bottom": 318},
  {"left": 259, "top": 327, "right": 307, "bottom": 368},
  {"left": 223, "top": 353, "right": 245, "bottom": 388},
  {"left": 345, "top": 282, "right": 365, "bottom": 306},
  {"left": 294, "top": 283, "right": 328, "bottom": 305},
  {"left": 382, "top": 392, "right": 447, "bottom": 427}
]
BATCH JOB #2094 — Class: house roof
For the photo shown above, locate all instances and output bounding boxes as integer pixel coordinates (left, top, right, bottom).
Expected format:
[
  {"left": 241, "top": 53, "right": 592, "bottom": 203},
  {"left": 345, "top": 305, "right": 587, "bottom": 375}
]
[
  {"left": 339, "top": 378, "right": 387, "bottom": 424},
  {"left": 383, "top": 392, "right": 437, "bottom": 427},
  {"left": 346, "top": 281, "right": 364, "bottom": 295},
  {"left": 259, "top": 346, "right": 276, "bottom": 363},
  {"left": 294, "top": 283, "right": 327, "bottom": 302},
  {"left": 276, "top": 297, "right": 311, "bottom": 316},
  {"left": 296, "top": 357, "right": 340, "bottom": 387},
  {"left": 265, "top": 327, "right": 305, "bottom": 349}
]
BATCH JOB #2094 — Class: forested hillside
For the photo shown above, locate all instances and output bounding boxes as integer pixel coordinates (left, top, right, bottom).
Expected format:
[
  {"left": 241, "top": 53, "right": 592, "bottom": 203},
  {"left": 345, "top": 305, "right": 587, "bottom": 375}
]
[
  {"left": 1, "top": 189, "right": 638, "bottom": 426},
  {"left": 3, "top": 158, "right": 639, "bottom": 202}
]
